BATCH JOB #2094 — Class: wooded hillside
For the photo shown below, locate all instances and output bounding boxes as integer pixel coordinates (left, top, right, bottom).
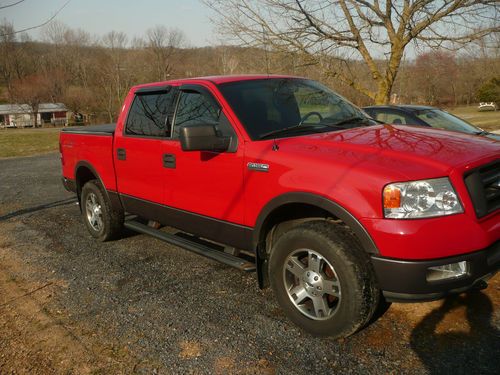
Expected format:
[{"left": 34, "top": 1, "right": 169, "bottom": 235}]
[{"left": 1, "top": 21, "right": 498, "bottom": 123}]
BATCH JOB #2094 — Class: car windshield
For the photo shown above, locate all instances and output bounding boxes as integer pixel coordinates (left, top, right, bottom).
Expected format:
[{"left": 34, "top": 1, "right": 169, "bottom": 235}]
[
  {"left": 218, "top": 78, "right": 371, "bottom": 140},
  {"left": 415, "top": 109, "right": 481, "bottom": 134}
]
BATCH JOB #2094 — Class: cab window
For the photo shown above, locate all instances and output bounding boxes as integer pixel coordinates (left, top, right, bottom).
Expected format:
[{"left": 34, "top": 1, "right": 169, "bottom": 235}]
[{"left": 125, "top": 89, "right": 176, "bottom": 137}]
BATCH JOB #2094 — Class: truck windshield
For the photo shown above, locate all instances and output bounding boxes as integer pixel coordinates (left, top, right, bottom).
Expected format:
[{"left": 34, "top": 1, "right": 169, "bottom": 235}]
[{"left": 218, "top": 78, "right": 371, "bottom": 140}]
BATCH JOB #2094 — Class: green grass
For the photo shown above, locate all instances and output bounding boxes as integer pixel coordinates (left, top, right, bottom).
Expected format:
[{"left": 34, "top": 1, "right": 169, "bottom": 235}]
[
  {"left": 447, "top": 105, "right": 500, "bottom": 132},
  {"left": 0, "top": 128, "right": 61, "bottom": 158}
]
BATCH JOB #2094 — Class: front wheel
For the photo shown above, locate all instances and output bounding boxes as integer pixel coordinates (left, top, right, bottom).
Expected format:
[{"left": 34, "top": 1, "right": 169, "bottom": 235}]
[
  {"left": 81, "top": 180, "right": 123, "bottom": 241},
  {"left": 269, "top": 221, "right": 380, "bottom": 338}
]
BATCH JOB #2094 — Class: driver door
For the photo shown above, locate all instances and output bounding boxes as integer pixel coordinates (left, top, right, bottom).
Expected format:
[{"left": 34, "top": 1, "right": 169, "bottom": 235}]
[{"left": 163, "top": 84, "right": 245, "bottom": 225}]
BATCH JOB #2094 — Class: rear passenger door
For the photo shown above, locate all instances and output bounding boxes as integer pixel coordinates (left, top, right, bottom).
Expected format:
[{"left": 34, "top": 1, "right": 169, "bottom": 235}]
[{"left": 114, "top": 86, "right": 176, "bottom": 203}]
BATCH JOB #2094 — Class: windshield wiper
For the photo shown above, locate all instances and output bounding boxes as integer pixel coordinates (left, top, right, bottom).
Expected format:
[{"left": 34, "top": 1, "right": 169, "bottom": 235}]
[
  {"left": 259, "top": 124, "right": 318, "bottom": 140},
  {"left": 330, "top": 116, "right": 369, "bottom": 127},
  {"left": 258, "top": 116, "right": 370, "bottom": 140}
]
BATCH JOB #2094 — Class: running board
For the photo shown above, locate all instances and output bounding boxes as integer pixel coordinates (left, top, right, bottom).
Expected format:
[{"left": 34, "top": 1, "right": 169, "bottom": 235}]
[{"left": 124, "top": 220, "right": 256, "bottom": 272}]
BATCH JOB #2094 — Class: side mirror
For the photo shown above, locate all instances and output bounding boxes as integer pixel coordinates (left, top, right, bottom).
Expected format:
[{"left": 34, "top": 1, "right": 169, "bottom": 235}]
[{"left": 179, "top": 123, "right": 231, "bottom": 152}]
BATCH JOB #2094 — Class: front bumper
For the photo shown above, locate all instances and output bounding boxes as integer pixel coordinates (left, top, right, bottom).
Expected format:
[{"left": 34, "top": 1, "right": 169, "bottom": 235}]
[{"left": 371, "top": 241, "right": 500, "bottom": 302}]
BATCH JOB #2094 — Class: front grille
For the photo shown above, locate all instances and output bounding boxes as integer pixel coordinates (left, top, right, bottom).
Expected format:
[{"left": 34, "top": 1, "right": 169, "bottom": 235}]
[{"left": 464, "top": 160, "right": 500, "bottom": 218}]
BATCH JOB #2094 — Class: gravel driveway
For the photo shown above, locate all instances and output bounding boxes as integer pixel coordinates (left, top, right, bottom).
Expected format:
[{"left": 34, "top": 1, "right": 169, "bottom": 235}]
[{"left": 0, "top": 152, "right": 498, "bottom": 374}]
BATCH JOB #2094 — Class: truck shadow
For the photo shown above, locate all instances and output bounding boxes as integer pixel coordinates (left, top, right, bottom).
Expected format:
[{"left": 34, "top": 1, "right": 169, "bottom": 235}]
[
  {"left": 410, "top": 291, "right": 499, "bottom": 374},
  {"left": 0, "top": 197, "right": 78, "bottom": 222}
]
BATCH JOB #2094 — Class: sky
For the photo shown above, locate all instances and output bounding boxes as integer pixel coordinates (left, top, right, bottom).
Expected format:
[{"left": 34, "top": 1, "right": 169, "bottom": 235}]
[{"left": 0, "top": 0, "right": 216, "bottom": 46}]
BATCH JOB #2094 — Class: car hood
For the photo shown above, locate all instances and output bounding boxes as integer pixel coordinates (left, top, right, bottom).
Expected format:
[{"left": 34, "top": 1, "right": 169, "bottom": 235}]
[{"left": 278, "top": 124, "right": 499, "bottom": 180}]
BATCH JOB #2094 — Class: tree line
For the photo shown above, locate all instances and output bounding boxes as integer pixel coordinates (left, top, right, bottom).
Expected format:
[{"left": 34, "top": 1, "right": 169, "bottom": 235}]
[{"left": 0, "top": 19, "right": 498, "bottom": 124}]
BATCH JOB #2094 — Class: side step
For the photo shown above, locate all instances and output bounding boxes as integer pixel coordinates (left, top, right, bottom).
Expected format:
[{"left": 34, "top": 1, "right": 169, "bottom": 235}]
[{"left": 124, "top": 220, "right": 256, "bottom": 272}]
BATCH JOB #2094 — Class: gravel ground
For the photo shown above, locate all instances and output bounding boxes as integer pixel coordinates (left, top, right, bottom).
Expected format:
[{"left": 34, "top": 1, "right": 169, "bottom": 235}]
[{"left": 0, "top": 152, "right": 499, "bottom": 374}]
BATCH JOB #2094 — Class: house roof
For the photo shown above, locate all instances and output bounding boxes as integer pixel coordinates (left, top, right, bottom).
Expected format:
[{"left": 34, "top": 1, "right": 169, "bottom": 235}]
[{"left": 0, "top": 103, "right": 68, "bottom": 115}]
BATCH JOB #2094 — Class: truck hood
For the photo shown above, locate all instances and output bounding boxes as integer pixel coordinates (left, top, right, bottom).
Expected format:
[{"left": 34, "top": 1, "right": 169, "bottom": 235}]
[{"left": 280, "top": 124, "right": 499, "bottom": 180}]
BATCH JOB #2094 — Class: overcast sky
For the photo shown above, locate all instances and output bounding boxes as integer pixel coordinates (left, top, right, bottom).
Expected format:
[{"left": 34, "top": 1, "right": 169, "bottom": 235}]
[{"left": 0, "top": 0, "right": 216, "bottom": 46}]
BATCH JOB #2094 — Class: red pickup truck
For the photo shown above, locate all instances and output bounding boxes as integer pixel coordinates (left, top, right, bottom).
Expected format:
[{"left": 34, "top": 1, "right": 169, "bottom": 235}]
[{"left": 60, "top": 75, "right": 500, "bottom": 338}]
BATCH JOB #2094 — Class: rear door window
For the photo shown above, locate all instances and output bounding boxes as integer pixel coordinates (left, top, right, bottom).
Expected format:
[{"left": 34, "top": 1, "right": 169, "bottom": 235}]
[{"left": 125, "top": 88, "right": 176, "bottom": 137}]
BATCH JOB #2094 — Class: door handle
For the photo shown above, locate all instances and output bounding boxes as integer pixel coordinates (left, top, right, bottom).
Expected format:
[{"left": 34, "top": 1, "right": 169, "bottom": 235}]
[
  {"left": 117, "top": 148, "right": 126, "bottom": 160},
  {"left": 163, "top": 153, "right": 176, "bottom": 168}
]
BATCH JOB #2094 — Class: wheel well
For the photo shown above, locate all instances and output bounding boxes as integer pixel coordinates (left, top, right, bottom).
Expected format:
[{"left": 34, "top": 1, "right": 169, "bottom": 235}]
[
  {"left": 260, "top": 203, "right": 339, "bottom": 253},
  {"left": 75, "top": 166, "right": 97, "bottom": 198},
  {"left": 256, "top": 202, "right": 357, "bottom": 289}
]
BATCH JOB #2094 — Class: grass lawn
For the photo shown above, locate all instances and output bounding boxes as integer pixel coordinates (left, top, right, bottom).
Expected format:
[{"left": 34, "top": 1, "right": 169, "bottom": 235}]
[
  {"left": 0, "top": 128, "right": 61, "bottom": 158},
  {"left": 447, "top": 105, "right": 500, "bottom": 132}
]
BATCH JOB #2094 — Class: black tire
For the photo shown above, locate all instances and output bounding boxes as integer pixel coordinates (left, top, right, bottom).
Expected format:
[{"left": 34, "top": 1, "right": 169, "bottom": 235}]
[
  {"left": 366, "top": 294, "right": 392, "bottom": 327},
  {"left": 269, "top": 221, "right": 380, "bottom": 338},
  {"left": 81, "top": 179, "right": 123, "bottom": 241}
]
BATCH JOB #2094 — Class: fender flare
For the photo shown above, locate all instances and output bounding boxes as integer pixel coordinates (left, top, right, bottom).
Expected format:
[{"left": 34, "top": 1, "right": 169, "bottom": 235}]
[
  {"left": 252, "top": 192, "right": 379, "bottom": 255},
  {"left": 74, "top": 161, "right": 123, "bottom": 212}
]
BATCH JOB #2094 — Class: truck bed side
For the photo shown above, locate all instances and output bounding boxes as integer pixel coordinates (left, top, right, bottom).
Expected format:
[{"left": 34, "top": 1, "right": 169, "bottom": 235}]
[{"left": 60, "top": 124, "right": 117, "bottom": 192}]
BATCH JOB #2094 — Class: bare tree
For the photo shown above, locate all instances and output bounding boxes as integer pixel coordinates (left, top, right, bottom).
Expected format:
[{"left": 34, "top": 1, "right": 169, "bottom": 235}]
[
  {"left": 0, "top": 21, "right": 38, "bottom": 99},
  {"left": 0, "top": 21, "right": 17, "bottom": 95},
  {"left": 205, "top": 0, "right": 500, "bottom": 104},
  {"left": 63, "top": 86, "right": 95, "bottom": 120},
  {"left": 41, "top": 20, "right": 69, "bottom": 46},
  {"left": 97, "top": 31, "right": 147, "bottom": 122},
  {"left": 411, "top": 51, "right": 459, "bottom": 105},
  {"left": 219, "top": 46, "right": 240, "bottom": 74},
  {"left": 146, "top": 25, "right": 186, "bottom": 81},
  {"left": 11, "top": 74, "right": 52, "bottom": 127},
  {"left": 99, "top": 31, "right": 130, "bottom": 121}
]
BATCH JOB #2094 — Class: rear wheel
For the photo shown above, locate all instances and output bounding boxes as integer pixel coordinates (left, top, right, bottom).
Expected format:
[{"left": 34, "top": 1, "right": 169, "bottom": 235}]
[
  {"left": 81, "top": 180, "right": 123, "bottom": 241},
  {"left": 269, "top": 221, "right": 380, "bottom": 338}
]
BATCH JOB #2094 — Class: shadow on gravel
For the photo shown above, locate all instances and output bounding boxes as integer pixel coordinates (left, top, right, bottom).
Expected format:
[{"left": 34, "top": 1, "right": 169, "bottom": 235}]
[
  {"left": 0, "top": 197, "right": 77, "bottom": 221},
  {"left": 410, "top": 291, "right": 500, "bottom": 374}
]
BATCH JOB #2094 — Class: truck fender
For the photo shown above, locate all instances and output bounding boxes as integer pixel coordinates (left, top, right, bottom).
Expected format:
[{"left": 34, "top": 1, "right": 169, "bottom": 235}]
[
  {"left": 253, "top": 192, "right": 379, "bottom": 255},
  {"left": 252, "top": 192, "right": 379, "bottom": 288},
  {"left": 74, "top": 161, "right": 123, "bottom": 213}
]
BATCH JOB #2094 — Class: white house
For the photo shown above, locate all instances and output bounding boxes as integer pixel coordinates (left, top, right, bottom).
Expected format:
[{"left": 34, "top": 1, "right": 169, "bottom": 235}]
[{"left": 0, "top": 103, "right": 68, "bottom": 128}]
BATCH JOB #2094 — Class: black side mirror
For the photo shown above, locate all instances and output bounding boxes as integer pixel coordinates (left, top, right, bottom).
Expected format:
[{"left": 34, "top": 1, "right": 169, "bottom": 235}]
[{"left": 179, "top": 123, "right": 231, "bottom": 152}]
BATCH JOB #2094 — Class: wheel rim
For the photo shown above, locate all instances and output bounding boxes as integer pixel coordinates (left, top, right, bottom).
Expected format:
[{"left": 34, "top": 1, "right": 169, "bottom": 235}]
[
  {"left": 283, "top": 248, "right": 341, "bottom": 320},
  {"left": 85, "top": 192, "right": 103, "bottom": 232}
]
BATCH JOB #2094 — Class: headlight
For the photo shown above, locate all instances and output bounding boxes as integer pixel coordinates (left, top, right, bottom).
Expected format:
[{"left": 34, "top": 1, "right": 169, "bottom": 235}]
[{"left": 383, "top": 178, "right": 463, "bottom": 219}]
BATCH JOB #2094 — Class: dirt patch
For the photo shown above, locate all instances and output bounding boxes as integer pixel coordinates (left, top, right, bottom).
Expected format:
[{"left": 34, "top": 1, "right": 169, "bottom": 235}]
[
  {"left": 0, "top": 251, "right": 92, "bottom": 373},
  {"left": 0, "top": 231, "right": 139, "bottom": 374},
  {"left": 179, "top": 340, "right": 203, "bottom": 359},
  {"left": 214, "top": 356, "right": 237, "bottom": 374}
]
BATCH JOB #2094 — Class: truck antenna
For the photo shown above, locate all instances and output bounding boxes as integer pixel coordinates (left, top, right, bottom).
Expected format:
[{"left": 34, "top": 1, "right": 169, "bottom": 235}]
[{"left": 272, "top": 138, "right": 279, "bottom": 151}]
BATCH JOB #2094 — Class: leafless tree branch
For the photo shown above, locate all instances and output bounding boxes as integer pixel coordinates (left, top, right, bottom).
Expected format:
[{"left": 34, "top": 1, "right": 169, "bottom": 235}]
[{"left": 205, "top": 0, "right": 500, "bottom": 103}]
